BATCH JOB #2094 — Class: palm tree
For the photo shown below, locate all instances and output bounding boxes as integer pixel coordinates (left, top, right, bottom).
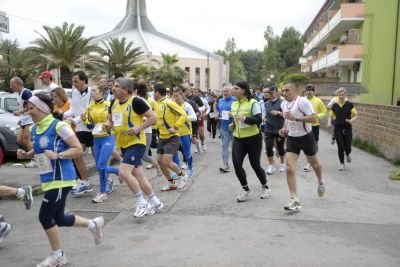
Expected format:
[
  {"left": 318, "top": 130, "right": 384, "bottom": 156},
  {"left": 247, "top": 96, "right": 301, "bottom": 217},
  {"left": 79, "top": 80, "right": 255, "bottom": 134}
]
[
  {"left": 29, "top": 22, "right": 101, "bottom": 88},
  {"left": 130, "top": 65, "right": 151, "bottom": 80},
  {"left": 150, "top": 53, "right": 186, "bottom": 89},
  {"left": 99, "top": 37, "right": 143, "bottom": 78}
]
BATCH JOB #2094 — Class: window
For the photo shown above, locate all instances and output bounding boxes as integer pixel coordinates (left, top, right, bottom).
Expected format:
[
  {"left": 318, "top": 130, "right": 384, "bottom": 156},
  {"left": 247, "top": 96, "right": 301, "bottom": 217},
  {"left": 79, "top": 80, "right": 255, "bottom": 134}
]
[
  {"left": 4, "top": 98, "right": 18, "bottom": 113},
  {"left": 185, "top": 67, "right": 190, "bottom": 82},
  {"left": 195, "top": 67, "right": 200, "bottom": 88},
  {"left": 205, "top": 68, "right": 210, "bottom": 90}
]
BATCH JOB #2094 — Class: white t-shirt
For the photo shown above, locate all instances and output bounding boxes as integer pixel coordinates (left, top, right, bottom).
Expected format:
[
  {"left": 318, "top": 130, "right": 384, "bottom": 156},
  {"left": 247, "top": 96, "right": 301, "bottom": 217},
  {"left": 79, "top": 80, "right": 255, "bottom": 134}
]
[
  {"left": 281, "top": 96, "right": 315, "bottom": 137},
  {"left": 46, "top": 82, "right": 59, "bottom": 93}
]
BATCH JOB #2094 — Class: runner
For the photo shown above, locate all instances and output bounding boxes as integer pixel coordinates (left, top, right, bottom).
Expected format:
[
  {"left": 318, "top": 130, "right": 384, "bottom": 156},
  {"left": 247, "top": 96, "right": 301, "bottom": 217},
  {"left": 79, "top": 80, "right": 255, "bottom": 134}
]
[
  {"left": 206, "top": 93, "right": 218, "bottom": 142},
  {"left": 230, "top": 81, "right": 271, "bottom": 202},
  {"left": 153, "top": 83, "right": 189, "bottom": 191},
  {"left": 264, "top": 86, "right": 286, "bottom": 174},
  {"left": 304, "top": 84, "right": 327, "bottom": 171},
  {"left": 17, "top": 93, "right": 104, "bottom": 266},
  {"left": 217, "top": 84, "right": 235, "bottom": 173},
  {"left": 172, "top": 87, "right": 197, "bottom": 178},
  {"left": 38, "top": 71, "right": 58, "bottom": 93},
  {"left": 279, "top": 83, "right": 325, "bottom": 211},
  {"left": 330, "top": 87, "right": 358, "bottom": 171},
  {"left": 104, "top": 77, "right": 164, "bottom": 217},
  {"left": 194, "top": 89, "right": 210, "bottom": 152},
  {"left": 81, "top": 86, "right": 119, "bottom": 203}
]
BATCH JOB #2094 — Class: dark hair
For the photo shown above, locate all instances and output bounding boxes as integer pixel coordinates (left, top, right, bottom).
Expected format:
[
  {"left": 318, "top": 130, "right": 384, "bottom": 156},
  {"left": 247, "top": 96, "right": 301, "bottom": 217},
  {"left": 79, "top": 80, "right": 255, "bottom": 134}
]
[
  {"left": 72, "top": 70, "right": 88, "bottom": 84},
  {"left": 136, "top": 79, "right": 149, "bottom": 98},
  {"left": 305, "top": 84, "right": 315, "bottom": 91},
  {"left": 173, "top": 87, "right": 184, "bottom": 95},
  {"left": 234, "top": 80, "right": 252, "bottom": 99},
  {"left": 35, "top": 93, "right": 63, "bottom": 120},
  {"left": 107, "top": 78, "right": 115, "bottom": 83},
  {"left": 154, "top": 83, "right": 167, "bottom": 96}
]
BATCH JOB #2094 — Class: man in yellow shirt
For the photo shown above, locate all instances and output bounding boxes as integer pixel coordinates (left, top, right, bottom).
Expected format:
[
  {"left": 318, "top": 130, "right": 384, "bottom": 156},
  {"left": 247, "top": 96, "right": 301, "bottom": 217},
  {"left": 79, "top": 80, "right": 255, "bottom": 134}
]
[
  {"left": 154, "top": 84, "right": 188, "bottom": 191},
  {"left": 304, "top": 84, "right": 327, "bottom": 171}
]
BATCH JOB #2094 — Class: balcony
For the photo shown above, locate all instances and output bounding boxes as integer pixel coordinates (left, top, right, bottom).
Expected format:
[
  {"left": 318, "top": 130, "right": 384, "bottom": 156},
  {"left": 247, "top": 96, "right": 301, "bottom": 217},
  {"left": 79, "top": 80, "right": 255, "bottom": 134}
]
[
  {"left": 303, "top": 3, "right": 365, "bottom": 56},
  {"left": 311, "top": 44, "right": 363, "bottom": 72}
]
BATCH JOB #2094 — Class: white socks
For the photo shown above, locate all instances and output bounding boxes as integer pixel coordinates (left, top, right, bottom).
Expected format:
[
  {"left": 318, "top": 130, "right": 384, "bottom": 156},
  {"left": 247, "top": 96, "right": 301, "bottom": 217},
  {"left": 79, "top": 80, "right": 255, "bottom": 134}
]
[
  {"left": 148, "top": 192, "right": 160, "bottom": 205},
  {"left": 87, "top": 220, "right": 96, "bottom": 230},
  {"left": 16, "top": 188, "right": 25, "bottom": 197},
  {"left": 51, "top": 249, "right": 63, "bottom": 257},
  {"left": 135, "top": 192, "right": 146, "bottom": 205}
]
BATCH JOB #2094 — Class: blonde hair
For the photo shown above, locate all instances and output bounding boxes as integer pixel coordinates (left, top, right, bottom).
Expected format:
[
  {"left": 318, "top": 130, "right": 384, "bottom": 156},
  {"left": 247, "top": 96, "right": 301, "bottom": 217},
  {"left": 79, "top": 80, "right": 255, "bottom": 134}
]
[
  {"left": 336, "top": 87, "right": 347, "bottom": 96},
  {"left": 51, "top": 87, "right": 68, "bottom": 103}
]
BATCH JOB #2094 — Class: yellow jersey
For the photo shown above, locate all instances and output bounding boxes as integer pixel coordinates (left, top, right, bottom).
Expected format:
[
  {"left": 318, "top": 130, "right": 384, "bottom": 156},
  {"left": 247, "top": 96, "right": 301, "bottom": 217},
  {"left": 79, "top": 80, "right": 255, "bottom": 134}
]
[
  {"left": 154, "top": 97, "right": 187, "bottom": 139},
  {"left": 307, "top": 96, "right": 327, "bottom": 126},
  {"left": 83, "top": 99, "right": 112, "bottom": 137}
]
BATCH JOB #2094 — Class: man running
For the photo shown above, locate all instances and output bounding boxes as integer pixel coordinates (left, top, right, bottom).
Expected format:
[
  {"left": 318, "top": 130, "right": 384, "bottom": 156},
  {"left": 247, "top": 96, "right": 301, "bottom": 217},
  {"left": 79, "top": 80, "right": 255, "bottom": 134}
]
[{"left": 279, "top": 83, "right": 325, "bottom": 211}]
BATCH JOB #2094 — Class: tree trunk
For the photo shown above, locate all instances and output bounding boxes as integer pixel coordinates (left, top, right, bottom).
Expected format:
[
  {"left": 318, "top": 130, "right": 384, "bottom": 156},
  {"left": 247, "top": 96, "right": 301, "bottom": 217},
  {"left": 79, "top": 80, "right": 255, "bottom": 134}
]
[{"left": 60, "top": 66, "right": 72, "bottom": 88}]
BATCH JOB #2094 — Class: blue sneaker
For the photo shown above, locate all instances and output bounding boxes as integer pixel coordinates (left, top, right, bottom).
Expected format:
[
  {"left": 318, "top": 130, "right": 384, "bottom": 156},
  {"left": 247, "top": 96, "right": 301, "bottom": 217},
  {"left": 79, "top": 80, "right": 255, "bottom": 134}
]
[
  {"left": 105, "top": 179, "right": 114, "bottom": 194},
  {"left": 187, "top": 170, "right": 193, "bottom": 178},
  {"left": 71, "top": 183, "right": 93, "bottom": 196}
]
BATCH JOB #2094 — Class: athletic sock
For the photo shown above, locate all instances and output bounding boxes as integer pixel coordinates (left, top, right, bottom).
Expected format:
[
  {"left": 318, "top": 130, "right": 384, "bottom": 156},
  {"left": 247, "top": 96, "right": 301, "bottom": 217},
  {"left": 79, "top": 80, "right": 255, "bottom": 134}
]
[
  {"left": 148, "top": 192, "right": 160, "bottom": 205},
  {"left": 87, "top": 220, "right": 96, "bottom": 230},
  {"left": 135, "top": 191, "right": 146, "bottom": 204},
  {"left": 16, "top": 188, "right": 25, "bottom": 197},
  {"left": 52, "top": 249, "right": 63, "bottom": 257}
]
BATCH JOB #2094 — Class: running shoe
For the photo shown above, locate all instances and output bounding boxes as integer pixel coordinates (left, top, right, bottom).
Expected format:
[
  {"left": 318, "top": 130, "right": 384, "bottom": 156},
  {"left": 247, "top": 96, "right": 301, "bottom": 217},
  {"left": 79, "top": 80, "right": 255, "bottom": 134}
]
[
  {"left": 346, "top": 154, "right": 352, "bottom": 163},
  {"left": 134, "top": 203, "right": 151, "bottom": 218},
  {"left": 284, "top": 197, "right": 301, "bottom": 211},
  {"left": 304, "top": 162, "right": 311, "bottom": 172},
  {"left": 237, "top": 189, "right": 252, "bottom": 202},
  {"left": 180, "top": 162, "right": 188, "bottom": 169},
  {"left": 176, "top": 173, "right": 188, "bottom": 189},
  {"left": 21, "top": 185, "right": 33, "bottom": 209},
  {"left": 338, "top": 164, "right": 345, "bottom": 171},
  {"left": 219, "top": 166, "right": 230, "bottom": 173},
  {"left": 36, "top": 251, "right": 68, "bottom": 267},
  {"left": 90, "top": 216, "right": 104, "bottom": 245},
  {"left": 201, "top": 143, "right": 207, "bottom": 151},
  {"left": 187, "top": 169, "right": 193, "bottom": 178},
  {"left": 92, "top": 193, "right": 108, "bottom": 203},
  {"left": 260, "top": 187, "right": 272, "bottom": 199},
  {"left": 0, "top": 223, "right": 11, "bottom": 245},
  {"left": 170, "top": 172, "right": 178, "bottom": 180},
  {"left": 278, "top": 164, "right": 286, "bottom": 173},
  {"left": 330, "top": 138, "right": 335, "bottom": 145},
  {"left": 152, "top": 202, "right": 164, "bottom": 213},
  {"left": 71, "top": 183, "right": 93, "bottom": 196},
  {"left": 317, "top": 182, "right": 325, "bottom": 197},
  {"left": 105, "top": 179, "right": 114, "bottom": 194},
  {"left": 266, "top": 164, "right": 276, "bottom": 175},
  {"left": 161, "top": 183, "right": 177, "bottom": 191}
]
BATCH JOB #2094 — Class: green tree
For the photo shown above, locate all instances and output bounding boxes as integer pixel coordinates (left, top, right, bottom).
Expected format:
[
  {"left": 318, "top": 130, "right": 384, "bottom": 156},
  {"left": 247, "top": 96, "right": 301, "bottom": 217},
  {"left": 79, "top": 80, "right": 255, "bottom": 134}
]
[
  {"left": 277, "top": 27, "right": 304, "bottom": 69},
  {"left": 130, "top": 65, "right": 151, "bottom": 80},
  {"left": 100, "top": 37, "right": 143, "bottom": 78},
  {"left": 238, "top": 49, "right": 264, "bottom": 88},
  {"left": 29, "top": 22, "right": 100, "bottom": 88},
  {"left": 215, "top": 38, "right": 245, "bottom": 83},
  {"left": 150, "top": 53, "right": 186, "bottom": 88}
]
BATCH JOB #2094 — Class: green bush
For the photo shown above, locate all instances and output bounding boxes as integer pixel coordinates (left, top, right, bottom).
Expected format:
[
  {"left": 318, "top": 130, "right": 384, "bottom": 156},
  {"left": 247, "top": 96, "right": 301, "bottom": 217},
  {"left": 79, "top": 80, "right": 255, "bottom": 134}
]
[{"left": 282, "top": 73, "right": 308, "bottom": 84}]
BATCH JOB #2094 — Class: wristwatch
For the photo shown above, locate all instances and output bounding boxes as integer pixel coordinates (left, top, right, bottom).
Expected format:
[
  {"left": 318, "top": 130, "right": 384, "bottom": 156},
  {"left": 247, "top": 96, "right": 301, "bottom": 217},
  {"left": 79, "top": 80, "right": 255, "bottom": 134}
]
[{"left": 58, "top": 152, "right": 64, "bottom": 159}]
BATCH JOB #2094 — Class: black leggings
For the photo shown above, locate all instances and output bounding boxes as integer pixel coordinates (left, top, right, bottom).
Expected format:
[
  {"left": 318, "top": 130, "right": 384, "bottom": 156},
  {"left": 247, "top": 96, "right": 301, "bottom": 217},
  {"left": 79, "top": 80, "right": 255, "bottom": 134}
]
[
  {"left": 207, "top": 118, "right": 218, "bottom": 139},
  {"left": 265, "top": 132, "right": 285, "bottom": 157},
  {"left": 334, "top": 126, "right": 352, "bottom": 164},
  {"left": 39, "top": 187, "right": 75, "bottom": 230},
  {"left": 232, "top": 133, "right": 267, "bottom": 187}
]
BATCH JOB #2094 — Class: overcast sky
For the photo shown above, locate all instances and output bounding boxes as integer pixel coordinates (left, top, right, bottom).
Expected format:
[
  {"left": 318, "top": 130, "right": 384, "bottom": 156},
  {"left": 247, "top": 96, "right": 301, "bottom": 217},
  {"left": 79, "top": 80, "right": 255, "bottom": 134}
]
[{"left": 1, "top": 0, "right": 324, "bottom": 51}]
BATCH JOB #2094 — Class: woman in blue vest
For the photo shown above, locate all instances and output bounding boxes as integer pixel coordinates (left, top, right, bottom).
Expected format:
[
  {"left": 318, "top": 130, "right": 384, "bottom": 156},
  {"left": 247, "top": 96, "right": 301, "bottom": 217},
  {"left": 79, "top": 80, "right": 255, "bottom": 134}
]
[
  {"left": 16, "top": 93, "right": 104, "bottom": 267},
  {"left": 230, "top": 81, "right": 272, "bottom": 202}
]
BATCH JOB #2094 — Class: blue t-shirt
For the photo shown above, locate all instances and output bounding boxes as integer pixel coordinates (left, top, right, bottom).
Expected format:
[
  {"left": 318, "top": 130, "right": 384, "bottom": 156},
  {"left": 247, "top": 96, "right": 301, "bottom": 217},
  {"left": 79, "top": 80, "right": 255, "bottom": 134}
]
[{"left": 217, "top": 96, "right": 236, "bottom": 130}]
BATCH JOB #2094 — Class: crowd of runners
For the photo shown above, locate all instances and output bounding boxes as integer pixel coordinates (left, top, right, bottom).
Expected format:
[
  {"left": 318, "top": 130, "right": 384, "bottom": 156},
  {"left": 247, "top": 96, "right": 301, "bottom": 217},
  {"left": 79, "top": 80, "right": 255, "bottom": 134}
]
[{"left": 0, "top": 70, "right": 358, "bottom": 266}]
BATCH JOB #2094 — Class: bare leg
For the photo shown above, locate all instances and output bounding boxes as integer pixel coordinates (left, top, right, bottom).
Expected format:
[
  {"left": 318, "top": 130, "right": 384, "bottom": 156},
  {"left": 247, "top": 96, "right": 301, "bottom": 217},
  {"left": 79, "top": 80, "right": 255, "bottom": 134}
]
[
  {"left": 306, "top": 154, "right": 323, "bottom": 184},
  {"left": 0, "top": 185, "right": 17, "bottom": 197},
  {"left": 44, "top": 226, "right": 61, "bottom": 251},
  {"left": 119, "top": 163, "right": 141, "bottom": 194},
  {"left": 285, "top": 152, "right": 299, "bottom": 198},
  {"left": 132, "top": 166, "right": 153, "bottom": 196}
]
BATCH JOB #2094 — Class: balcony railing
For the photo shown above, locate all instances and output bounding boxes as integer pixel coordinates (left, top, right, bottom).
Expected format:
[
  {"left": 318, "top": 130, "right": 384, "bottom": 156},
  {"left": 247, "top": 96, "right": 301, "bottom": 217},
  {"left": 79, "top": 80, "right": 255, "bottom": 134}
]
[
  {"left": 303, "top": 3, "right": 365, "bottom": 56},
  {"left": 311, "top": 44, "right": 362, "bottom": 72}
]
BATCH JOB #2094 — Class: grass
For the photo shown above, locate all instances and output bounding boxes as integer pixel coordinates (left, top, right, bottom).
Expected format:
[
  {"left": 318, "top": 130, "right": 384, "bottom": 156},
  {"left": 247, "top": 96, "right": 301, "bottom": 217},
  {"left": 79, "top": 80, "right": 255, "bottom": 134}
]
[{"left": 352, "top": 137, "right": 400, "bottom": 180}]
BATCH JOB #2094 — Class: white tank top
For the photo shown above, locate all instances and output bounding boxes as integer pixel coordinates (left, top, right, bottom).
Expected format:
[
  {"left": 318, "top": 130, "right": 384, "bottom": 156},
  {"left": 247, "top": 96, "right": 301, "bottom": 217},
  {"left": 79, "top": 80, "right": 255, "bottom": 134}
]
[{"left": 281, "top": 96, "right": 314, "bottom": 137}]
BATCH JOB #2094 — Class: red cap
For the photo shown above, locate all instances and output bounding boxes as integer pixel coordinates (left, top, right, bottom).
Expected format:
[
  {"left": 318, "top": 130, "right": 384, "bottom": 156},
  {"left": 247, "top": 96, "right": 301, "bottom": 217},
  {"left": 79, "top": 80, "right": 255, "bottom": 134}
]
[{"left": 39, "top": 71, "right": 53, "bottom": 79}]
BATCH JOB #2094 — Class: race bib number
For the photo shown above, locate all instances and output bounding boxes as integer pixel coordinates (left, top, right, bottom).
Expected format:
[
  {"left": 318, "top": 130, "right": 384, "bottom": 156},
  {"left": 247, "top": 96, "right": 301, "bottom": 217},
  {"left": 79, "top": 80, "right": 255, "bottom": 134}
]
[
  {"left": 20, "top": 114, "right": 33, "bottom": 125},
  {"left": 112, "top": 112, "right": 123, "bottom": 127},
  {"left": 35, "top": 153, "right": 53, "bottom": 174},
  {"left": 239, "top": 121, "right": 251, "bottom": 129},
  {"left": 287, "top": 120, "right": 299, "bottom": 134},
  {"left": 209, "top": 112, "right": 218, "bottom": 119},
  {"left": 221, "top": 111, "right": 230, "bottom": 120},
  {"left": 92, "top": 123, "right": 103, "bottom": 135}
]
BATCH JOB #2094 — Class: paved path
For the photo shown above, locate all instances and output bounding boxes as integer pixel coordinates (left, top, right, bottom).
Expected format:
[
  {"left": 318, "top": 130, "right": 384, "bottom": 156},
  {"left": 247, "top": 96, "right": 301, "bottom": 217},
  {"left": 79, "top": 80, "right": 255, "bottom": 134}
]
[{"left": 1, "top": 130, "right": 400, "bottom": 267}]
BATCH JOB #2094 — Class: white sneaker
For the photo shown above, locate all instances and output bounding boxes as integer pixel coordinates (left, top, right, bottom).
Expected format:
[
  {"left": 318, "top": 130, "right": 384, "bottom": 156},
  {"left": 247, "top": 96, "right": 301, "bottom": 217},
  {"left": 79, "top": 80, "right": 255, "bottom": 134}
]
[
  {"left": 317, "top": 182, "right": 325, "bottom": 197},
  {"left": 37, "top": 252, "right": 68, "bottom": 267},
  {"left": 266, "top": 164, "right": 276, "bottom": 175},
  {"left": 339, "top": 164, "right": 345, "bottom": 171},
  {"left": 304, "top": 162, "right": 311, "bottom": 172},
  {"left": 180, "top": 162, "right": 188, "bottom": 169},
  {"left": 237, "top": 189, "right": 252, "bottom": 202},
  {"left": 201, "top": 143, "right": 207, "bottom": 151},
  {"left": 176, "top": 173, "right": 188, "bottom": 189},
  {"left": 90, "top": 216, "right": 104, "bottom": 245},
  {"left": 92, "top": 193, "right": 108, "bottom": 203},
  {"left": 134, "top": 202, "right": 150, "bottom": 218},
  {"left": 146, "top": 201, "right": 165, "bottom": 216},
  {"left": 346, "top": 154, "right": 352, "bottom": 163},
  {"left": 278, "top": 164, "right": 286, "bottom": 173},
  {"left": 284, "top": 197, "right": 301, "bottom": 211},
  {"left": 260, "top": 187, "right": 272, "bottom": 199}
]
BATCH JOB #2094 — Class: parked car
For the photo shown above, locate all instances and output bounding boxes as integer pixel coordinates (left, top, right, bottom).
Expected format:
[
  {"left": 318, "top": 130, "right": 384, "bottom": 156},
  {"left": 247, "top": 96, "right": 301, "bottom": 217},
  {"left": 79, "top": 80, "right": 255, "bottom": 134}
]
[
  {"left": 0, "top": 93, "right": 19, "bottom": 113},
  {"left": 0, "top": 108, "right": 20, "bottom": 159}
]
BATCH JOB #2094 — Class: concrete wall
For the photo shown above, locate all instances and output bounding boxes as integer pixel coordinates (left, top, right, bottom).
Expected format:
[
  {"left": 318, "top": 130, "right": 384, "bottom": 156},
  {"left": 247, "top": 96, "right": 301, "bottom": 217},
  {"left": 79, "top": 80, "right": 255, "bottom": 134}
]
[{"left": 361, "top": 0, "right": 400, "bottom": 105}]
